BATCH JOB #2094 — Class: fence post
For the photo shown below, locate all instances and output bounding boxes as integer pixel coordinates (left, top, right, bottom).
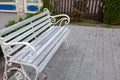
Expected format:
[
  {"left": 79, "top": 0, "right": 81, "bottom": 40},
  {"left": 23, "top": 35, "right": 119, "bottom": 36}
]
[{"left": 16, "top": 0, "right": 25, "bottom": 16}]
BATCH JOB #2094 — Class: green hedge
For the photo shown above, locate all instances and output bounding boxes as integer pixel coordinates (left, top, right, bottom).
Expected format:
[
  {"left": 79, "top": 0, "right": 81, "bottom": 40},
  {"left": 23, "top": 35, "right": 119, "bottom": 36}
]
[
  {"left": 104, "top": 0, "right": 120, "bottom": 24},
  {"left": 70, "top": 8, "right": 84, "bottom": 22},
  {"left": 40, "top": 0, "right": 54, "bottom": 14}
]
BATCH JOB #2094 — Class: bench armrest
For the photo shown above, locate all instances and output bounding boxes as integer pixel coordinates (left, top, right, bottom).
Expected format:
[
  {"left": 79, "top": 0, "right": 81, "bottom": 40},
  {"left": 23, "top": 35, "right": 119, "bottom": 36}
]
[
  {"left": 3, "top": 42, "right": 36, "bottom": 52},
  {"left": 50, "top": 14, "right": 70, "bottom": 26}
]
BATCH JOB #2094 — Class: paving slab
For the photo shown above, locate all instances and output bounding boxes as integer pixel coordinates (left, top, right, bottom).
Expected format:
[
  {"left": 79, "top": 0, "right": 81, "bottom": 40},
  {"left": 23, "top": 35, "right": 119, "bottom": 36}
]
[
  {"left": 0, "top": 13, "right": 25, "bottom": 30},
  {"left": 41, "top": 25, "right": 120, "bottom": 80}
]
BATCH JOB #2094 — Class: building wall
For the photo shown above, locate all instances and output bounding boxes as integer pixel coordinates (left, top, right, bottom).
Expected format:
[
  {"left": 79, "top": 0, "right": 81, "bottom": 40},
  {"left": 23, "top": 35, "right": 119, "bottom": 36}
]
[{"left": 0, "top": 0, "right": 42, "bottom": 13}]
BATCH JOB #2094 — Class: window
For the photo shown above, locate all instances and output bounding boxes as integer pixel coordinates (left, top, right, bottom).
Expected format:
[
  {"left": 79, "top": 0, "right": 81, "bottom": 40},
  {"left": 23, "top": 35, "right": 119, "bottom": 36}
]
[
  {"left": 0, "top": 0, "right": 15, "bottom": 2},
  {"left": 27, "top": 0, "right": 38, "bottom": 3}
]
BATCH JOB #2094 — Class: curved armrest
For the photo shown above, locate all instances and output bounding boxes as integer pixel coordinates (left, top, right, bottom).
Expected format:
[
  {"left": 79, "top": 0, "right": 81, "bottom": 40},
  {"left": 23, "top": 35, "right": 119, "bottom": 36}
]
[
  {"left": 50, "top": 14, "right": 70, "bottom": 26},
  {"left": 3, "top": 42, "right": 36, "bottom": 52}
]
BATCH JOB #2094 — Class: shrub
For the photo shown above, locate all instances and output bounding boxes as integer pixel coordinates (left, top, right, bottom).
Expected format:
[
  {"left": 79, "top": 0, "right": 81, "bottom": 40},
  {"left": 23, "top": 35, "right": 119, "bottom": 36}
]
[
  {"left": 40, "top": 0, "right": 54, "bottom": 14},
  {"left": 5, "top": 20, "right": 17, "bottom": 27},
  {"left": 5, "top": 0, "right": 54, "bottom": 28},
  {"left": 25, "top": 13, "right": 35, "bottom": 19},
  {"left": 103, "top": 24, "right": 112, "bottom": 28},
  {"left": 18, "top": 17, "right": 23, "bottom": 22},
  {"left": 104, "top": 0, "right": 120, "bottom": 24},
  {"left": 71, "top": 8, "right": 84, "bottom": 22},
  {"left": 88, "top": 20, "right": 97, "bottom": 24}
]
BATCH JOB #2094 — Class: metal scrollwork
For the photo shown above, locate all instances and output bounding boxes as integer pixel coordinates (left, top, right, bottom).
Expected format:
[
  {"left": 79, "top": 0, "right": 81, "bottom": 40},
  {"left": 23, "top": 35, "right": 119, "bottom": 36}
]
[
  {"left": 4, "top": 46, "right": 12, "bottom": 55},
  {"left": 44, "top": 8, "right": 50, "bottom": 14},
  {"left": 0, "top": 37, "right": 12, "bottom": 57},
  {"left": 51, "top": 17, "right": 56, "bottom": 23},
  {"left": 15, "top": 71, "right": 25, "bottom": 80},
  {"left": 43, "top": 8, "right": 70, "bottom": 26},
  {"left": 7, "top": 62, "right": 12, "bottom": 67},
  {"left": 0, "top": 37, "right": 4, "bottom": 44},
  {"left": 50, "top": 14, "right": 70, "bottom": 26},
  {"left": 1, "top": 45, "right": 13, "bottom": 58},
  {"left": 3, "top": 67, "right": 27, "bottom": 80}
]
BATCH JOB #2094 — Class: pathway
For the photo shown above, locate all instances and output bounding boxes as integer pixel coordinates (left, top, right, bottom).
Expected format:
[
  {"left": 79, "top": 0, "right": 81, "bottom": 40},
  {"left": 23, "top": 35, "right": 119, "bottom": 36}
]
[
  {"left": 42, "top": 25, "right": 120, "bottom": 80},
  {"left": 0, "top": 13, "right": 25, "bottom": 30}
]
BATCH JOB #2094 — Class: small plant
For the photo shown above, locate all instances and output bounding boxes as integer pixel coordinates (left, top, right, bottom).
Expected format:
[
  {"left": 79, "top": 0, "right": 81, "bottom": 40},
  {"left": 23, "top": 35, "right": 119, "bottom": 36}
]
[
  {"left": 104, "top": 0, "right": 120, "bottom": 24},
  {"left": 71, "top": 8, "right": 84, "bottom": 22},
  {"left": 25, "top": 13, "right": 35, "bottom": 19},
  {"left": 88, "top": 20, "right": 97, "bottom": 24},
  {"left": 5, "top": 13, "right": 36, "bottom": 28},
  {"left": 40, "top": 0, "right": 54, "bottom": 14},
  {"left": 5, "top": 20, "right": 17, "bottom": 27},
  {"left": 5, "top": 0, "right": 53, "bottom": 28},
  {"left": 18, "top": 17, "right": 23, "bottom": 22},
  {"left": 103, "top": 24, "right": 112, "bottom": 28}
]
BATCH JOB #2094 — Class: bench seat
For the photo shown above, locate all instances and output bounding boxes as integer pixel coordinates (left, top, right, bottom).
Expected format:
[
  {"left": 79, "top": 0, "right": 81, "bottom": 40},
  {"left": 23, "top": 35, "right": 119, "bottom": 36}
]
[{"left": 10, "top": 26, "right": 69, "bottom": 72}]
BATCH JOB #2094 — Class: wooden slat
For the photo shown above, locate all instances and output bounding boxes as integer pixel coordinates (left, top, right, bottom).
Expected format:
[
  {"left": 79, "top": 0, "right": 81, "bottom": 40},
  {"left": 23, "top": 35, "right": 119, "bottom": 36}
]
[
  {"left": 78, "top": 0, "right": 80, "bottom": 11},
  {"left": 82, "top": 0, "right": 84, "bottom": 11},
  {"left": 64, "top": 0, "right": 66, "bottom": 14},
  {"left": 97, "top": 0, "right": 101, "bottom": 19},
  {"left": 10, "top": 26, "right": 59, "bottom": 61},
  {"left": 26, "top": 27, "right": 66, "bottom": 63},
  {"left": 4, "top": 15, "right": 50, "bottom": 42},
  {"left": 87, "top": 0, "right": 90, "bottom": 17},
  {"left": 62, "top": 0, "right": 64, "bottom": 14},
  {"left": 32, "top": 27, "right": 68, "bottom": 66},
  {"left": 22, "top": 29, "right": 59, "bottom": 62},
  {"left": 22, "top": 27, "right": 59, "bottom": 63},
  {"left": 91, "top": 0, "right": 94, "bottom": 17},
  {"left": 9, "top": 23, "right": 52, "bottom": 55},
  {"left": 19, "top": 27, "right": 59, "bottom": 62},
  {"left": 0, "top": 11, "right": 49, "bottom": 36},
  {"left": 94, "top": 0, "right": 97, "bottom": 16},
  {"left": 9, "top": 19, "right": 51, "bottom": 43},
  {"left": 37, "top": 28, "right": 69, "bottom": 72},
  {"left": 58, "top": 0, "right": 60, "bottom": 13},
  {"left": 67, "top": 0, "right": 70, "bottom": 14},
  {"left": 70, "top": 0, "right": 72, "bottom": 13}
]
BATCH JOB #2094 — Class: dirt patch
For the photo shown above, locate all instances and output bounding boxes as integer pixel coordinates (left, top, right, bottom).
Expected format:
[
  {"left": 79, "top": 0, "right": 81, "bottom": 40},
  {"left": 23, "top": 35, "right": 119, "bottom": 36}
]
[
  {"left": 0, "top": 57, "right": 4, "bottom": 80},
  {"left": 70, "top": 20, "right": 120, "bottom": 29}
]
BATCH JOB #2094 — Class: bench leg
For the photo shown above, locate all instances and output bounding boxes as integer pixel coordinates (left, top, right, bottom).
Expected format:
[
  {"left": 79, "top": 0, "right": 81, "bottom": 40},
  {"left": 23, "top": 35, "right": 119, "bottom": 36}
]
[
  {"left": 3, "top": 61, "right": 39, "bottom": 80},
  {"left": 20, "top": 64, "right": 39, "bottom": 80},
  {"left": 65, "top": 39, "right": 69, "bottom": 48},
  {"left": 37, "top": 72, "right": 48, "bottom": 80},
  {"left": 3, "top": 62, "right": 8, "bottom": 80},
  {"left": 62, "top": 39, "right": 69, "bottom": 49},
  {"left": 3, "top": 62, "right": 31, "bottom": 80}
]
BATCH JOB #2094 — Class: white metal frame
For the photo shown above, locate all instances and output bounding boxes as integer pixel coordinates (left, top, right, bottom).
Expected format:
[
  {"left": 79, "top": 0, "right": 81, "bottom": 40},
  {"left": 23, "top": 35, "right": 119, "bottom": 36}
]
[{"left": 0, "top": 8, "right": 70, "bottom": 80}]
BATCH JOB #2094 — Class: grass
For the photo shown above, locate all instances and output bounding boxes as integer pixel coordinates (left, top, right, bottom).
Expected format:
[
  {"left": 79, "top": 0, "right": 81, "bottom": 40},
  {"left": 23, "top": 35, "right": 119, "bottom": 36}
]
[
  {"left": 87, "top": 20, "right": 97, "bottom": 24},
  {"left": 102, "top": 24, "right": 112, "bottom": 28},
  {"left": 70, "top": 19, "right": 100, "bottom": 27},
  {"left": 70, "top": 19, "right": 120, "bottom": 28}
]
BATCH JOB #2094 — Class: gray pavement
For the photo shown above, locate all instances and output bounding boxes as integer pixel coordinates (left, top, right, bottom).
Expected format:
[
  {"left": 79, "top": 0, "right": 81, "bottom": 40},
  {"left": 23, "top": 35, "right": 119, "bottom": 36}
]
[
  {"left": 0, "top": 13, "right": 25, "bottom": 30},
  {"left": 1, "top": 13, "right": 120, "bottom": 80},
  {"left": 41, "top": 25, "right": 120, "bottom": 80}
]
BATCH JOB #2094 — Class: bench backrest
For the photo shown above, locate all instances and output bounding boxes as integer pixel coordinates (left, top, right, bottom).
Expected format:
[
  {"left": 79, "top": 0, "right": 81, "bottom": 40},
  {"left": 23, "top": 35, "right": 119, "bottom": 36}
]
[
  {"left": 0, "top": 9, "right": 51, "bottom": 42},
  {"left": 0, "top": 9, "right": 52, "bottom": 56}
]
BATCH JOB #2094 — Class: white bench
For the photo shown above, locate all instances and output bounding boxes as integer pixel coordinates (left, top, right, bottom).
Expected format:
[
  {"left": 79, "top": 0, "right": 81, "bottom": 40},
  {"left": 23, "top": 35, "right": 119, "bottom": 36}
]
[{"left": 0, "top": 8, "right": 70, "bottom": 80}]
